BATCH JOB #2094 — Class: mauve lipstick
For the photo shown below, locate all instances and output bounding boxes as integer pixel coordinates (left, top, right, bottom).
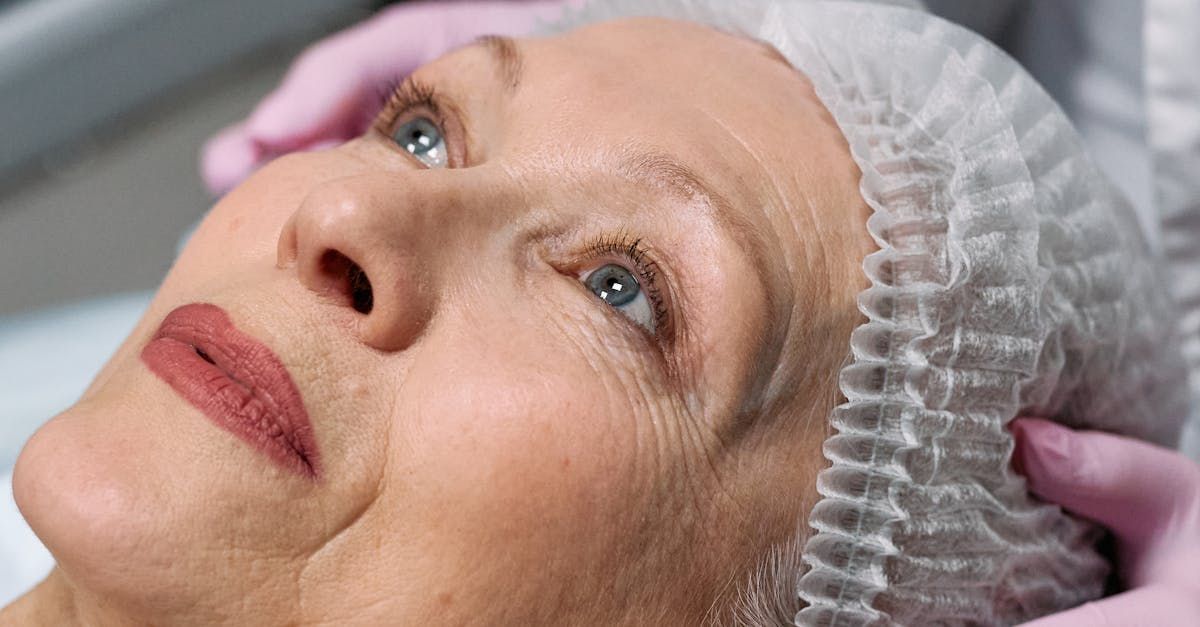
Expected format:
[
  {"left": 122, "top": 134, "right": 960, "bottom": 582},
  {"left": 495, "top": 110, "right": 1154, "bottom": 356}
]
[{"left": 141, "top": 303, "right": 321, "bottom": 480}]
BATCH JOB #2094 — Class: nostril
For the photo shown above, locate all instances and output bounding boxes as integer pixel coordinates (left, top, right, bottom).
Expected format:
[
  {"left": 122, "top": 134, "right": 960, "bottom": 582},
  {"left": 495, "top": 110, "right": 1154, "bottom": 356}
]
[
  {"left": 318, "top": 250, "right": 374, "bottom": 315},
  {"left": 346, "top": 262, "right": 373, "bottom": 314}
]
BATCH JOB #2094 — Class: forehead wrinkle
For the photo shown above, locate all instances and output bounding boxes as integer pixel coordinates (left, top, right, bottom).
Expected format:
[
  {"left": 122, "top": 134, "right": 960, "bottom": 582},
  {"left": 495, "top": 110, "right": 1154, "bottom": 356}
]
[
  {"left": 700, "top": 24, "right": 795, "bottom": 71},
  {"left": 472, "top": 34, "right": 524, "bottom": 91}
]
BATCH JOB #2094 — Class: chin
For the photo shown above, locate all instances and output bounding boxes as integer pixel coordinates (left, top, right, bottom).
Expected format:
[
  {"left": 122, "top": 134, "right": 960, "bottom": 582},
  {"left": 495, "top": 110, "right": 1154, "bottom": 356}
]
[
  {"left": 11, "top": 357, "right": 333, "bottom": 616},
  {"left": 12, "top": 397, "right": 177, "bottom": 604},
  {"left": 12, "top": 356, "right": 239, "bottom": 600}
]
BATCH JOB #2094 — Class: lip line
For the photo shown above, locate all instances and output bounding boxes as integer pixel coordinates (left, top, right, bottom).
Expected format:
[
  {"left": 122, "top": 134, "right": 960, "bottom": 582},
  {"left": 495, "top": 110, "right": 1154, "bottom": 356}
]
[
  {"left": 141, "top": 303, "right": 321, "bottom": 480},
  {"left": 174, "top": 334, "right": 313, "bottom": 473}
]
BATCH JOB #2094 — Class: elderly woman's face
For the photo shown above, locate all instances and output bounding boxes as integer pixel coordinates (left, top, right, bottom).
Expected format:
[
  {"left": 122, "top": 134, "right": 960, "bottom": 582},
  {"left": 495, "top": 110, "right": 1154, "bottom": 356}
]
[{"left": 15, "top": 17, "right": 868, "bottom": 624}]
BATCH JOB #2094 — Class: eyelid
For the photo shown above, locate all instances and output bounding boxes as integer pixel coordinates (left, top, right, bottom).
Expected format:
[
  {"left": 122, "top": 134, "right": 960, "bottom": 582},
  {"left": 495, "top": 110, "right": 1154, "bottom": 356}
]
[
  {"left": 579, "top": 234, "right": 675, "bottom": 343},
  {"left": 372, "top": 78, "right": 467, "bottom": 167}
]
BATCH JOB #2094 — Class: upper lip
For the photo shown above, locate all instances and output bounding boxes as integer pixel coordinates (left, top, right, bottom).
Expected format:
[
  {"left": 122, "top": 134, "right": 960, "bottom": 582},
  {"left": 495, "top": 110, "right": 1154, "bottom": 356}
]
[{"left": 141, "top": 303, "right": 321, "bottom": 479}]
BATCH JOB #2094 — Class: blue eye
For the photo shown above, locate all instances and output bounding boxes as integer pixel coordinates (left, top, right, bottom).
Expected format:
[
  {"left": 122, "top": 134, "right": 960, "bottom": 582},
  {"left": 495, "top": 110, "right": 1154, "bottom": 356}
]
[
  {"left": 392, "top": 117, "right": 447, "bottom": 168},
  {"left": 582, "top": 264, "right": 655, "bottom": 333}
]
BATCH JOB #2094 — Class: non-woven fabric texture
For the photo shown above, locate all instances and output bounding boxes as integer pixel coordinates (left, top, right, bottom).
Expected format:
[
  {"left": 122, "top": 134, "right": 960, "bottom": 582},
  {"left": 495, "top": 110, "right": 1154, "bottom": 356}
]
[{"left": 551, "top": 1, "right": 1192, "bottom": 625}]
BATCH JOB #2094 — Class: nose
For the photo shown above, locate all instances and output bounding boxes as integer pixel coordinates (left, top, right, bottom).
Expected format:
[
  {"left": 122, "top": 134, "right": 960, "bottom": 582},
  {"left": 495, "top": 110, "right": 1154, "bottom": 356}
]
[{"left": 277, "top": 173, "right": 441, "bottom": 352}]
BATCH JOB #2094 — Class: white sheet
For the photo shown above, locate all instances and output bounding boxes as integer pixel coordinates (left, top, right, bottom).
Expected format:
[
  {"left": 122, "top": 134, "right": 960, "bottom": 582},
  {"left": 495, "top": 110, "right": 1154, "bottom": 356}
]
[
  {"left": 0, "top": 470, "right": 54, "bottom": 607},
  {"left": 0, "top": 290, "right": 151, "bottom": 608}
]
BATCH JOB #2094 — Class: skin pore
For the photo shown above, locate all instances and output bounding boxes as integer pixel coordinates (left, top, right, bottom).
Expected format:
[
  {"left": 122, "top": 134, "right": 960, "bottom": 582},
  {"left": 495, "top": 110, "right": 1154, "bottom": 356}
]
[{"left": 3, "top": 17, "right": 871, "bottom": 625}]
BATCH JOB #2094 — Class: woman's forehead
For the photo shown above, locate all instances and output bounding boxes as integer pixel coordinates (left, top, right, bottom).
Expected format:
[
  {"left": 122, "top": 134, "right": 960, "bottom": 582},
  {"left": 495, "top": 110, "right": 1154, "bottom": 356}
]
[
  {"left": 520, "top": 18, "right": 867, "bottom": 304},
  {"left": 409, "top": 16, "right": 870, "bottom": 415},
  {"left": 420, "top": 17, "right": 857, "bottom": 252}
]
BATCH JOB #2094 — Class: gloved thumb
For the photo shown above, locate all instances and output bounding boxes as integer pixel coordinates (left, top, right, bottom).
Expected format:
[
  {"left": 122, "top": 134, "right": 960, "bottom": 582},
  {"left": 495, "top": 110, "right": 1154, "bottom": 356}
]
[
  {"left": 200, "top": 122, "right": 262, "bottom": 196},
  {"left": 244, "top": 45, "right": 380, "bottom": 150},
  {"left": 1011, "top": 418, "right": 1199, "bottom": 541},
  {"left": 1019, "top": 585, "right": 1200, "bottom": 627},
  {"left": 1011, "top": 417, "right": 1200, "bottom": 585}
]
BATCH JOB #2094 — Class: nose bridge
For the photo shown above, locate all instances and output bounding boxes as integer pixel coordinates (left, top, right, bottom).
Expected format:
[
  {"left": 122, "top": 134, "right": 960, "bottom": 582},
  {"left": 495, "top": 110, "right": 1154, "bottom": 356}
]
[{"left": 279, "top": 169, "right": 503, "bottom": 352}]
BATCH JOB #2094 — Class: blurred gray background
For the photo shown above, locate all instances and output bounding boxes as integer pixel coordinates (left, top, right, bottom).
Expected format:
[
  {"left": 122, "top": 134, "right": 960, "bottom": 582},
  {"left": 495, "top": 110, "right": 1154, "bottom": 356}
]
[{"left": 0, "top": 0, "right": 378, "bottom": 316}]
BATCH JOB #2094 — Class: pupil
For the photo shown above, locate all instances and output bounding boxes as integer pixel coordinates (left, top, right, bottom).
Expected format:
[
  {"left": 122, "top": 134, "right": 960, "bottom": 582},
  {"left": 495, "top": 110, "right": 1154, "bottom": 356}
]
[
  {"left": 399, "top": 119, "right": 440, "bottom": 156},
  {"left": 407, "top": 134, "right": 429, "bottom": 153},
  {"left": 588, "top": 264, "right": 639, "bottom": 307}
]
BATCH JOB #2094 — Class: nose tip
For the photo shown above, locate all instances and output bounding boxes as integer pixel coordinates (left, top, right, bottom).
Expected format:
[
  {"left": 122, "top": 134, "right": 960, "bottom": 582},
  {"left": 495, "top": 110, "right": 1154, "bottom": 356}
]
[{"left": 278, "top": 180, "right": 433, "bottom": 352}]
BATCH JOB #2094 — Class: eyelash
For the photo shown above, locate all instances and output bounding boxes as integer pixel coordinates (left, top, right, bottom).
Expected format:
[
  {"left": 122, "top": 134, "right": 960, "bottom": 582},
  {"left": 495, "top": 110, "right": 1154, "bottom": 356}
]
[
  {"left": 373, "top": 78, "right": 444, "bottom": 143},
  {"left": 583, "top": 233, "right": 671, "bottom": 339}
]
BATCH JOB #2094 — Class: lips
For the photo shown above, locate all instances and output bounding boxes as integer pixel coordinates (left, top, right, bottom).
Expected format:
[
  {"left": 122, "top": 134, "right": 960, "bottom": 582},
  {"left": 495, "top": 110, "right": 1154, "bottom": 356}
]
[{"left": 140, "top": 303, "right": 321, "bottom": 480}]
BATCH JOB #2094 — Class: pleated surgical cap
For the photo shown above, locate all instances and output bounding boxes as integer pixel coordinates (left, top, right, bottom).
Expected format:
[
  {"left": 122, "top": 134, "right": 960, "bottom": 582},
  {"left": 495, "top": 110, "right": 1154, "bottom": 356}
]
[{"left": 548, "top": 1, "right": 1195, "bottom": 625}]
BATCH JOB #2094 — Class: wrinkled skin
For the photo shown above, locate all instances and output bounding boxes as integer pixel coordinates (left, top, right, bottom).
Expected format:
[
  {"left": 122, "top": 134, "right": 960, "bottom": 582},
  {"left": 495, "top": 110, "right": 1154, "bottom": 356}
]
[{"left": 5, "top": 18, "right": 870, "bottom": 625}]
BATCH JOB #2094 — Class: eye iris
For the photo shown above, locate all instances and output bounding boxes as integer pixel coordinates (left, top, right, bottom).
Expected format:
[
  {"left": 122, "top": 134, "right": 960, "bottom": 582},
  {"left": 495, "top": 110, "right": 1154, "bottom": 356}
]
[
  {"left": 586, "top": 264, "right": 639, "bottom": 307},
  {"left": 399, "top": 118, "right": 439, "bottom": 154},
  {"left": 390, "top": 116, "right": 447, "bottom": 168}
]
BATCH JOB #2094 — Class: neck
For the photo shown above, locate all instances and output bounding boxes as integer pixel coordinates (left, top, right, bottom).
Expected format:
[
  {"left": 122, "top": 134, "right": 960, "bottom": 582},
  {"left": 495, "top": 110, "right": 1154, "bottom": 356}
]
[{"left": 0, "top": 569, "right": 83, "bottom": 625}]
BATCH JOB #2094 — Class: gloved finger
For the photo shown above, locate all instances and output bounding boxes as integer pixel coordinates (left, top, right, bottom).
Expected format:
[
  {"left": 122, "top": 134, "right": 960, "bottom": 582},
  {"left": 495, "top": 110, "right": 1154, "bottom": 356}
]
[
  {"left": 1010, "top": 418, "right": 1200, "bottom": 546},
  {"left": 295, "top": 139, "right": 344, "bottom": 153},
  {"left": 1018, "top": 585, "right": 1200, "bottom": 627},
  {"left": 244, "top": 42, "right": 386, "bottom": 151},
  {"left": 243, "top": 1, "right": 574, "bottom": 154},
  {"left": 202, "top": 133, "right": 344, "bottom": 196},
  {"left": 247, "top": 0, "right": 492, "bottom": 148},
  {"left": 230, "top": 1, "right": 575, "bottom": 168},
  {"left": 200, "top": 122, "right": 262, "bottom": 196}
]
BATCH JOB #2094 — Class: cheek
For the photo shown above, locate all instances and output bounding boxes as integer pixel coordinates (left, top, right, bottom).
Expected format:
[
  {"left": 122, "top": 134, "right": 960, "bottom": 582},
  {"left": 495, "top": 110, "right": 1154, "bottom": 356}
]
[
  {"left": 162, "top": 149, "right": 365, "bottom": 294},
  {"left": 383, "top": 311, "right": 680, "bottom": 564},
  {"left": 400, "top": 343, "right": 639, "bottom": 526}
]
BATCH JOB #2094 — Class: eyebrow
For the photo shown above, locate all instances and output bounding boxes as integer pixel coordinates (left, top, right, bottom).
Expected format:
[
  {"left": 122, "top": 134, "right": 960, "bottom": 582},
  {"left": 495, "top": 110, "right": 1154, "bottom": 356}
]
[
  {"left": 473, "top": 35, "right": 524, "bottom": 90},
  {"left": 616, "top": 150, "right": 773, "bottom": 297},
  {"left": 462, "top": 36, "right": 775, "bottom": 307}
]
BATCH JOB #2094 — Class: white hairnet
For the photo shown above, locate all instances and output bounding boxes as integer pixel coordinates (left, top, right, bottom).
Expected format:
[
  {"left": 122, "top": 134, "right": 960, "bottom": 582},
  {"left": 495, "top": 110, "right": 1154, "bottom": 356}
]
[{"left": 550, "top": 1, "right": 1193, "bottom": 625}]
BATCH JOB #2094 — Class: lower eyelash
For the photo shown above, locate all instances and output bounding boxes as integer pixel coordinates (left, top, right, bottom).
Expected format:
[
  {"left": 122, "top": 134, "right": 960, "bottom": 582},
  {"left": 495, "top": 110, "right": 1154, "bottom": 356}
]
[{"left": 583, "top": 233, "right": 671, "bottom": 335}]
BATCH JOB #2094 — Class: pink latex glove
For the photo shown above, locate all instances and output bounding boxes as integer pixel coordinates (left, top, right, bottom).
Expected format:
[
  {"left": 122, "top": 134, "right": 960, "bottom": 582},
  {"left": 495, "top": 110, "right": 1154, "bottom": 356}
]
[
  {"left": 201, "top": 0, "right": 573, "bottom": 195},
  {"left": 1011, "top": 418, "right": 1200, "bottom": 626}
]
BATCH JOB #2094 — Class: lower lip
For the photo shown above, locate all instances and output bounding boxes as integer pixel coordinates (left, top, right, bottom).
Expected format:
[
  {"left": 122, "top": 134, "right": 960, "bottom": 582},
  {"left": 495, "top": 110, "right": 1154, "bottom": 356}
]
[{"left": 140, "top": 303, "right": 321, "bottom": 480}]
